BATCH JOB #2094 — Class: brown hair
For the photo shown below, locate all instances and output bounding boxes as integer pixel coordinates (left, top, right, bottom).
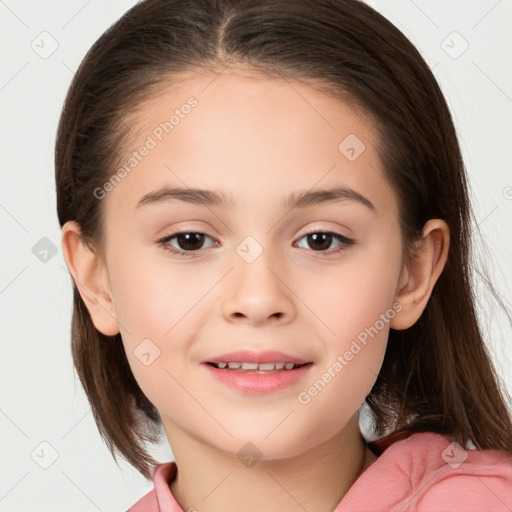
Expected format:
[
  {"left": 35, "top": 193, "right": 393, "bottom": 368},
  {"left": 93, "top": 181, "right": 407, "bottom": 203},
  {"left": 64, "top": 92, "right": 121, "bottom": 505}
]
[{"left": 55, "top": 0, "right": 512, "bottom": 479}]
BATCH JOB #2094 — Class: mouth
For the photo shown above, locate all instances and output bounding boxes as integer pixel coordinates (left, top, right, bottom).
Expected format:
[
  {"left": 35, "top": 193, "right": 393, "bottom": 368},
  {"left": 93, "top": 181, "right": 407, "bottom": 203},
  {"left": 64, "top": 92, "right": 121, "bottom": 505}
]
[
  {"left": 204, "top": 361, "right": 312, "bottom": 373},
  {"left": 201, "top": 360, "right": 314, "bottom": 394}
]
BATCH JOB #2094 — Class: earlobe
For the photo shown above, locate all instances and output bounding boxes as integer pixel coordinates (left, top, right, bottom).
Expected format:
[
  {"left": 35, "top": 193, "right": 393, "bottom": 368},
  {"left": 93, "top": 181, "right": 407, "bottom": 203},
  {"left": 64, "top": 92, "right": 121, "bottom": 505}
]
[
  {"left": 390, "top": 219, "right": 450, "bottom": 330},
  {"left": 61, "top": 221, "right": 120, "bottom": 336}
]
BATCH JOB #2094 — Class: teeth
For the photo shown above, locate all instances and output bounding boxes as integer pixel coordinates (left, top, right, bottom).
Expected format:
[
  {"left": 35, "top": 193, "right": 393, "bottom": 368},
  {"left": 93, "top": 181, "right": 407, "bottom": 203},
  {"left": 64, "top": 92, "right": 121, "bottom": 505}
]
[
  {"left": 241, "top": 362, "right": 259, "bottom": 370},
  {"left": 215, "top": 361, "right": 302, "bottom": 371}
]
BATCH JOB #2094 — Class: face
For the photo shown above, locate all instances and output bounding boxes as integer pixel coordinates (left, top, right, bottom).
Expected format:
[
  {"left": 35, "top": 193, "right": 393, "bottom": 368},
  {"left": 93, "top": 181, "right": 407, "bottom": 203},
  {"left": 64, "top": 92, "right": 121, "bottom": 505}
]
[{"left": 99, "top": 67, "right": 405, "bottom": 459}]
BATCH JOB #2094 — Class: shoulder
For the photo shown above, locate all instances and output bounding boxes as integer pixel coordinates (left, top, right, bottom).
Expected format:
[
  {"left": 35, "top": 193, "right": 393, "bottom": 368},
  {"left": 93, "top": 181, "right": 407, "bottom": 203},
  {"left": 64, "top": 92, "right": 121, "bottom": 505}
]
[
  {"left": 385, "top": 431, "right": 512, "bottom": 511},
  {"left": 411, "top": 435, "right": 512, "bottom": 512},
  {"left": 338, "top": 431, "right": 512, "bottom": 512}
]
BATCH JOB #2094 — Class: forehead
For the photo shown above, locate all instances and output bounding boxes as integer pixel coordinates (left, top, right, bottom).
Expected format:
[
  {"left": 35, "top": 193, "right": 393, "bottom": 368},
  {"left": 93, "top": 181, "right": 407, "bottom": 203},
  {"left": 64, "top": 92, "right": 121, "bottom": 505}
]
[
  {"left": 130, "top": 66, "right": 377, "bottom": 148},
  {"left": 103, "top": 67, "right": 396, "bottom": 219}
]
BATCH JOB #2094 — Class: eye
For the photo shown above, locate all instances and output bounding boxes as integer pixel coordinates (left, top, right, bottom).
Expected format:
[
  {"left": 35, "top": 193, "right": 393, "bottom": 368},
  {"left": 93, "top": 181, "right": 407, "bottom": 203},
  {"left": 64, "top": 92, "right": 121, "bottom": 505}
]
[
  {"left": 294, "top": 230, "right": 354, "bottom": 255},
  {"left": 157, "top": 231, "right": 218, "bottom": 257}
]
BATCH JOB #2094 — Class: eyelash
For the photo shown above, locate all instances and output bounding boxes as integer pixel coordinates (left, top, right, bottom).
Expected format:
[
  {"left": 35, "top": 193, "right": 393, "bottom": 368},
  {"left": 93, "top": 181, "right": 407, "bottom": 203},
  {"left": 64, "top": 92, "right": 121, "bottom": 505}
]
[{"left": 156, "top": 229, "right": 355, "bottom": 258}]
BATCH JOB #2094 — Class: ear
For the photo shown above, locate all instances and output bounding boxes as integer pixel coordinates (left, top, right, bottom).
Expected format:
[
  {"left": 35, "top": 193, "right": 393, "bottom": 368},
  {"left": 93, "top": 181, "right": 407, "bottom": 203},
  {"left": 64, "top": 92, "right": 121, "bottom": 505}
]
[
  {"left": 390, "top": 219, "right": 450, "bottom": 330},
  {"left": 61, "top": 221, "right": 120, "bottom": 336}
]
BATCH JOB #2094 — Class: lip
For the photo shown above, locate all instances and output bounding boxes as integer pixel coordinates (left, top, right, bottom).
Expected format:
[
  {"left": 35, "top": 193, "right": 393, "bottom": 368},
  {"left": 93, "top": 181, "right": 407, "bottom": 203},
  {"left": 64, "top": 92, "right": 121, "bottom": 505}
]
[
  {"left": 202, "top": 350, "right": 311, "bottom": 365},
  {"left": 201, "top": 361, "right": 314, "bottom": 394}
]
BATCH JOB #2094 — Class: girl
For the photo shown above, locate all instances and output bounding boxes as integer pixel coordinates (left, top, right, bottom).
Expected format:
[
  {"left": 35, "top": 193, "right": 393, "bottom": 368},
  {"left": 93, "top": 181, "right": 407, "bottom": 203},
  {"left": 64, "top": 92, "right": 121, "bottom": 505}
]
[{"left": 57, "top": 0, "right": 512, "bottom": 510}]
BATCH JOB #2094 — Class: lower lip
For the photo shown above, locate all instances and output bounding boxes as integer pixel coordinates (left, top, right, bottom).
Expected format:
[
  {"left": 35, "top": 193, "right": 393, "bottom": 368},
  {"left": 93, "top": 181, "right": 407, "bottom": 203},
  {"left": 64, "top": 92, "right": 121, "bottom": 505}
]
[{"left": 201, "top": 363, "right": 314, "bottom": 394}]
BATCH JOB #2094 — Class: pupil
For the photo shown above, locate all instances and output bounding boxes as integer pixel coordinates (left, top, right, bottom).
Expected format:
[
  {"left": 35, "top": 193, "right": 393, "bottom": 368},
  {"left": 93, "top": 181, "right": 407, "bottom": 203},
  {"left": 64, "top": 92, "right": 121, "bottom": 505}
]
[
  {"left": 178, "top": 233, "right": 204, "bottom": 251},
  {"left": 308, "top": 233, "right": 331, "bottom": 251}
]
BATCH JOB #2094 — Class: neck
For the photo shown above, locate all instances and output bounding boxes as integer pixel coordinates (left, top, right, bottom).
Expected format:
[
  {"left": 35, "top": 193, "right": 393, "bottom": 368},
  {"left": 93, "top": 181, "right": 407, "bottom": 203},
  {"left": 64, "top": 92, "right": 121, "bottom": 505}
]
[{"left": 165, "top": 415, "right": 377, "bottom": 512}]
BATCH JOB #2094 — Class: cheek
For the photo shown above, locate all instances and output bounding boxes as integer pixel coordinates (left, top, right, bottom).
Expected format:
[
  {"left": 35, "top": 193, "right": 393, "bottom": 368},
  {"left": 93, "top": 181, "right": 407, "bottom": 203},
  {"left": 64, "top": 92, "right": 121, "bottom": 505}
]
[
  {"left": 311, "top": 280, "right": 393, "bottom": 404},
  {"left": 306, "top": 249, "right": 401, "bottom": 346},
  {"left": 107, "top": 249, "right": 210, "bottom": 397},
  {"left": 110, "top": 246, "right": 198, "bottom": 337},
  {"left": 295, "top": 279, "right": 396, "bottom": 443}
]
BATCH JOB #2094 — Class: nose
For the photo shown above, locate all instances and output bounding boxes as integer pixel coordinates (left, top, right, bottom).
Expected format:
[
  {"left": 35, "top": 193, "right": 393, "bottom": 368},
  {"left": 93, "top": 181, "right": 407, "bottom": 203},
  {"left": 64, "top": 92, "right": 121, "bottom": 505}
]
[{"left": 221, "top": 246, "right": 296, "bottom": 326}]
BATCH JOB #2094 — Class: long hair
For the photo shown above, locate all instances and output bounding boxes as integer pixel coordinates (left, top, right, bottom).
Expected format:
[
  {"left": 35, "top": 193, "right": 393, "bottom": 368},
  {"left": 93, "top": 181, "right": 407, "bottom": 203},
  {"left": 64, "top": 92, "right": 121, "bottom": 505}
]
[{"left": 55, "top": 0, "right": 512, "bottom": 479}]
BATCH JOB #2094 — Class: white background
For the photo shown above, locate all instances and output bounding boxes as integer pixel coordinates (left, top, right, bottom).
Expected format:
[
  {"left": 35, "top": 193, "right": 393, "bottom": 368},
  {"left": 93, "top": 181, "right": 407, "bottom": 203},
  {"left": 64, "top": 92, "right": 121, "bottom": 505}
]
[{"left": 1, "top": 1, "right": 511, "bottom": 511}]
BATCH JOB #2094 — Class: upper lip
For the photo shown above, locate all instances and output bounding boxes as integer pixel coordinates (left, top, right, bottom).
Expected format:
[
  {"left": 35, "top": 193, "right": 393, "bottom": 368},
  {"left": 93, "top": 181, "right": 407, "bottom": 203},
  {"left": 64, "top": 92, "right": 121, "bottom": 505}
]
[{"left": 202, "top": 350, "right": 312, "bottom": 365}]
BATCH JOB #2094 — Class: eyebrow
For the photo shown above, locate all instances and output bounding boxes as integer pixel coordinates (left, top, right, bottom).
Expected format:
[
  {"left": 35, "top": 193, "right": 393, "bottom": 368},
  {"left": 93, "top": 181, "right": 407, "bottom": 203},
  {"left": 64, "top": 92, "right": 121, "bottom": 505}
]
[{"left": 135, "top": 185, "right": 376, "bottom": 213}]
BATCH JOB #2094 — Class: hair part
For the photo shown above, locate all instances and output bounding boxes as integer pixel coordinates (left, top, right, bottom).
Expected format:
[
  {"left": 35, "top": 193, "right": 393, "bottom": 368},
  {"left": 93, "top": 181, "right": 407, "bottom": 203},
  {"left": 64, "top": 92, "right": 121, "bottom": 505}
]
[{"left": 55, "top": 0, "right": 512, "bottom": 478}]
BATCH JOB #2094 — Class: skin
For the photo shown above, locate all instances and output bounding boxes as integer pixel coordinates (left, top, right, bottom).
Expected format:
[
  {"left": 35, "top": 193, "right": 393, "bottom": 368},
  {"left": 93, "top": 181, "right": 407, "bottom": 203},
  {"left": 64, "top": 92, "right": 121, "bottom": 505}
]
[{"left": 61, "top": 65, "right": 449, "bottom": 512}]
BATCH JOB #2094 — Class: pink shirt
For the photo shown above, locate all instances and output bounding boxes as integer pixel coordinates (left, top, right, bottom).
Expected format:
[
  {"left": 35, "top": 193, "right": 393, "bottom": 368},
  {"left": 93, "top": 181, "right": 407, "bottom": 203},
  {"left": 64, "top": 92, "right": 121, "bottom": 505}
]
[{"left": 127, "top": 431, "right": 512, "bottom": 511}]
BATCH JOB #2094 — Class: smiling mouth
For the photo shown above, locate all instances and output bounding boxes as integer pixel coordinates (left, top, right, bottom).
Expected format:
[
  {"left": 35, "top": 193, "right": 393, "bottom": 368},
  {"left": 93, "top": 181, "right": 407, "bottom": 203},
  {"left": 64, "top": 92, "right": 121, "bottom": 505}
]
[{"left": 205, "top": 362, "right": 312, "bottom": 373}]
